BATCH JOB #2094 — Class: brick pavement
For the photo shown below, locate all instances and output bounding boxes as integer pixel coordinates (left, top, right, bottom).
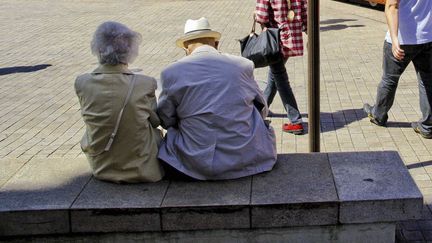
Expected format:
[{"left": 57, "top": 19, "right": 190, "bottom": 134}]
[{"left": 0, "top": 0, "right": 431, "bottom": 241}]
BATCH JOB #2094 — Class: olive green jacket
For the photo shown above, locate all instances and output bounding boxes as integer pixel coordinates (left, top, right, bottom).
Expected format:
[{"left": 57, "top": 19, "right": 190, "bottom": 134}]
[{"left": 75, "top": 64, "right": 164, "bottom": 183}]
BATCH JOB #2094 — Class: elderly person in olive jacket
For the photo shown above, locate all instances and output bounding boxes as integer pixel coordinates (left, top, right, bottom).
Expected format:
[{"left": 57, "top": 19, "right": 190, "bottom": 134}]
[
  {"left": 157, "top": 18, "right": 277, "bottom": 180},
  {"left": 75, "top": 21, "right": 164, "bottom": 183}
]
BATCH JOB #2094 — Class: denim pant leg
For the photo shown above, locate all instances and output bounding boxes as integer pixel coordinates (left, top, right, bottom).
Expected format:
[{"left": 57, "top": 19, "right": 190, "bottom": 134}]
[
  {"left": 264, "top": 58, "right": 302, "bottom": 124},
  {"left": 263, "top": 69, "right": 277, "bottom": 106},
  {"left": 412, "top": 42, "right": 432, "bottom": 134},
  {"left": 372, "top": 41, "right": 411, "bottom": 122}
]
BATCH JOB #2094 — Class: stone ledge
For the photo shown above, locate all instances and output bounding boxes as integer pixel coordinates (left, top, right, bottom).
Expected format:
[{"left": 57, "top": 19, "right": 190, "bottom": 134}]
[
  {"left": 0, "top": 151, "right": 423, "bottom": 237},
  {"left": 1, "top": 223, "right": 397, "bottom": 243}
]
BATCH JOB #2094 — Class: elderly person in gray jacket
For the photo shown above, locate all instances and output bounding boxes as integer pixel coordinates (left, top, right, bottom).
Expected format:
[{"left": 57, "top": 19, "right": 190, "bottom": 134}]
[
  {"left": 157, "top": 18, "right": 277, "bottom": 180},
  {"left": 75, "top": 21, "right": 164, "bottom": 183}
]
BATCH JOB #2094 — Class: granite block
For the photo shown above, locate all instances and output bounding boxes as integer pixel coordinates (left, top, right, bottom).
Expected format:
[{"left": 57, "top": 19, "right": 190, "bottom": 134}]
[
  {"left": 162, "top": 206, "right": 249, "bottom": 231},
  {"left": 251, "top": 153, "right": 339, "bottom": 227},
  {"left": 71, "top": 178, "right": 169, "bottom": 232},
  {"left": 0, "top": 158, "right": 27, "bottom": 187},
  {"left": 0, "top": 158, "right": 91, "bottom": 236},
  {"left": 0, "top": 223, "right": 397, "bottom": 243},
  {"left": 251, "top": 203, "right": 338, "bottom": 228},
  {"left": 0, "top": 210, "right": 68, "bottom": 236},
  {"left": 161, "top": 177, "right": 251, "bottom": 231},
  {"left": 329, "top": 151, "right": 423, "bottom": 223}
]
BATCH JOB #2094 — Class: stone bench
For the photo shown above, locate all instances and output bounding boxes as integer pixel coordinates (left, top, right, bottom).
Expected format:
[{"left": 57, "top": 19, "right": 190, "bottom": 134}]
[{"left": 0, "top": 151, "right": 423, "bottom": 242}]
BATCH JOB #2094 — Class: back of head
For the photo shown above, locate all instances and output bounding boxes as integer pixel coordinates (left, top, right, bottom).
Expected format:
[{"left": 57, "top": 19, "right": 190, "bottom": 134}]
[
  {"left": 184, "top": 37, "right": 217, "bottom": 47},
  {"left": 91, "top": 21, "right": 142, "bottom": 65}
]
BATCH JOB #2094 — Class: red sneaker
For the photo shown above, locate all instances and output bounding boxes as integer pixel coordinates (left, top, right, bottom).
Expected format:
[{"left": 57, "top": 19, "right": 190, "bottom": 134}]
[{"left": 282, "top": 123, "right": 304, "bottom": 135}]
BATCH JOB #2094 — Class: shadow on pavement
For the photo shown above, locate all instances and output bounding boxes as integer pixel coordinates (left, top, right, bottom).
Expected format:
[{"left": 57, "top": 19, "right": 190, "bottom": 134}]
[
  {"left": 320, "top": 18, "right": 357, "bottom": 25},
  {"left": 319, "top": 18, "right": 365, "bottom": 32},
  {"left": 407, "top": 160, "right": 432, "bottom": 170},
  {"left": 269, "top": 108, "right": 367, "bottom": 133},
  {"left": 320, "top": 24, "right": 365, "bottom": 32},
  {"left": 0, "top": 64, "right": 52, "bottom": 76},
  {"left": 332, "top": 0, "right": 384, "bottom": 11},
  {"left": 386, "top": 121, "right": 412, "bottom": 128},
  {"left": 319, "top": 108, "right": 367, "bottom": 133},
  {"left": 0, "top": 174, "right": 91, "bottom": 212},
  {"left": 268, "top": 111, "right": 286, "bottom": 118}
]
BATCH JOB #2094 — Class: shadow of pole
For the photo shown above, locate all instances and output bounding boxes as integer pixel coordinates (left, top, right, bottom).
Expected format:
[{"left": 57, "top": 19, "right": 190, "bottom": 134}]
[{"left": 320, "top": 24, "right": 365, "bottom": 32}]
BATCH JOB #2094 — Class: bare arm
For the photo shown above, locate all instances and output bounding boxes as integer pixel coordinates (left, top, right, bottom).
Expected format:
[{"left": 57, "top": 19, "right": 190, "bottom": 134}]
[{"left": 385, "top": 0, "right": 404, "bottom": 60}]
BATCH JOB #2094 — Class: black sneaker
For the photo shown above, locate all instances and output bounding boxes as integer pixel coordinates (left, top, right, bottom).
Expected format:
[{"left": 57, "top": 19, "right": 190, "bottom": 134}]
[
  {"left": 363, "top": 103, "right": 386, "bottom": 127},
  {"left": 411, "top": 122, "right": 432, "bottom": 139}
]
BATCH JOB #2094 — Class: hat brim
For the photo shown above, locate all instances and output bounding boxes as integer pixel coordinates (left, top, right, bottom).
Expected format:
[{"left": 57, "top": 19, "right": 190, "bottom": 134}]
[{"left": 176, "top": 30, "right": 221, "bottom": 48}]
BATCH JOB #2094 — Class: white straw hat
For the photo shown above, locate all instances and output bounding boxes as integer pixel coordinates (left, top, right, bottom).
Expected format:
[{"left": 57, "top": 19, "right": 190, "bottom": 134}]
[{"left": 176, "top": 17, "right": 221, "bottom": 48}]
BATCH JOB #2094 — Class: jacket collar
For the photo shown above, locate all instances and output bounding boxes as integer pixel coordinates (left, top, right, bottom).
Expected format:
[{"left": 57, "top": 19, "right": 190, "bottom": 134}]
[
  {"left": 190, "top": 45, "right": 220, "bottom": 56},
  {"left": 92, "top": 64, "right": 133, "bottom": 74}
]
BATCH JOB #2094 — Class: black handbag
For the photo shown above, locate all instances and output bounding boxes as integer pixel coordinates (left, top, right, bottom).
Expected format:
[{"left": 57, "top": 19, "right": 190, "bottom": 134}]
[{"left": 239, "top": 19, "right": 283, "bottom": 68}]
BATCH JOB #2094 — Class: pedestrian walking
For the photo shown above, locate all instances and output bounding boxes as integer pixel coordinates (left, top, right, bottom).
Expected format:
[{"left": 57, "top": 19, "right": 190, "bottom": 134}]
[
  {"left": 255, "top": 0, "right": 308, "bottom": 134},
  {"left": 364, "top": 0, "right": 432, "bottom": 139}
]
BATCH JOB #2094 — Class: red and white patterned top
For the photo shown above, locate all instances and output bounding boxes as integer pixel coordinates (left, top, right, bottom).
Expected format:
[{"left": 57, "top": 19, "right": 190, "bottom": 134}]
[{"left": 255, "top": 0, "right": 307, "bottom": 58}]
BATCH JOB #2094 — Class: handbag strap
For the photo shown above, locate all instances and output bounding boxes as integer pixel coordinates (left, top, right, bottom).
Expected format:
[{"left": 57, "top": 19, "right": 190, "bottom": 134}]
[
  {"left": 104, "top": 74, "right": 137, "bottom": 152},
  {"left": 251, "top": 16, "right": 257, "bottom": 33}
]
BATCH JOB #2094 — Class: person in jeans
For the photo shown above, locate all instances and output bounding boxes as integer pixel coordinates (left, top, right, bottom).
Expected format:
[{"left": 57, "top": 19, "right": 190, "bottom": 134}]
[
  {"left": 157, "top": 17, "right": 277, "bottom": 180},
  {"left": 255, "top": 0, "right": 307, "bottom": 134},
  {"left": 364, "top": 0, "right": 432, "bottom": 139}
]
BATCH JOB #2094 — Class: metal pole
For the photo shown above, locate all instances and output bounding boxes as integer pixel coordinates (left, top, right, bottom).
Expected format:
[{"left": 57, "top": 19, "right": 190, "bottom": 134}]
[{"left": 307, "top": 0, "right": 320, "bottom": 152}]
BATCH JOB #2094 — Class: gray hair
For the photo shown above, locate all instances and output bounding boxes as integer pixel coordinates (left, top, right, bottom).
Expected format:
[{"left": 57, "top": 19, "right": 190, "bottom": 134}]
[{"left": 91, "top": 21, "right": 142, "bottom": 65}]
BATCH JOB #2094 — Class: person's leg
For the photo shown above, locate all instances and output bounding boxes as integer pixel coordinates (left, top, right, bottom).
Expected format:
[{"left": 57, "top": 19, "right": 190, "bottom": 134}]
[
  {"left": 411, "top": 42, "right": 432, "bottom": 137},
  {"left": 263, "top": 70, "right": 277, "bottom": 108},
  {"left": 268, "top": 58, "right": 302, "bottom": 124},
  {"left": 366, "top": 41, "right": 412, "bottom": 125}
]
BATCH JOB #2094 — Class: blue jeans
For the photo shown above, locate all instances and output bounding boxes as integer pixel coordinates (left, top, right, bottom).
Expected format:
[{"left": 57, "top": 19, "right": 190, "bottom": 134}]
[
  {"left": 372, "top": 41, "right": 432, "bottom": 134},
  {"left": 264, "top": 58, "right": 302, "bottom": 124}
]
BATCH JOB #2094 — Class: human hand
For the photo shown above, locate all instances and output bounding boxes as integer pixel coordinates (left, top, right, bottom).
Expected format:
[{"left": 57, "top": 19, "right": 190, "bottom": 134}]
[{"left": 392, "top": 40, "right": 405, "bottom": 61}]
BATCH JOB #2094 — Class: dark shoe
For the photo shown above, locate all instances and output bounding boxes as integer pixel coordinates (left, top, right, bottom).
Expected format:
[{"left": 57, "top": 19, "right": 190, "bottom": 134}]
[
  {"left": 363, "top": 103, "right": 386, "bottom": 127},
  {"left": 282, "top": 123, "right": 304, "bottom": 135},
  {"left": 411, "top": 122, "right": 432, "bottom": 139}
]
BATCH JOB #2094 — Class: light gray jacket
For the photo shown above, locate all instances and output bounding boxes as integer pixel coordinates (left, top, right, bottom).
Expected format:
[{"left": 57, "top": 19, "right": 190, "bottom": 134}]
[{"left": 157, "top": 45, "right": 277, "bottom": 180}]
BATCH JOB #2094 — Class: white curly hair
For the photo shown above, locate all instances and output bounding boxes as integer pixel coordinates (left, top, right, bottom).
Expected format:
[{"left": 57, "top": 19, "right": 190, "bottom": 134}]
[{"left": 91, "top": 21, "right": 142, "bottom": 65}]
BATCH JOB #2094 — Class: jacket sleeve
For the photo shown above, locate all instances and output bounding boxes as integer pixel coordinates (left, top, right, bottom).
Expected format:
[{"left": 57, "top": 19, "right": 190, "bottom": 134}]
[
  {"left": 246, "top": 62, "right": 269, "bottom": 119},
  {"left": 148, "top": 78, "right": 161, "bottom": 128},
  {"left": 301, "top": 0, "right": 308, "bottom": 30},
  {"left": 74, "top": 75, "right": 85, "bottom": 106},
  {"left": 157, "top": 71, "right": 178, "bottom": 129},
  {"left": 255, "top": 0, "right": 270, "bottom": 24}
]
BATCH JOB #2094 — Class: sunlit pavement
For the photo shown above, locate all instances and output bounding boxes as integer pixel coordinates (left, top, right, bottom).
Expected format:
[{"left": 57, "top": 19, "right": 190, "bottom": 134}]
[{"left": 0, "top": 0, "right": 431, "bottom": 241}]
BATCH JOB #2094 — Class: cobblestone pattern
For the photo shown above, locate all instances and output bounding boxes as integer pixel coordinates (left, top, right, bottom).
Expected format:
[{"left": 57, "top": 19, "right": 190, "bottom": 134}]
[{"left": 1, "top": 0, "right": 431, "bottom": 241}]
